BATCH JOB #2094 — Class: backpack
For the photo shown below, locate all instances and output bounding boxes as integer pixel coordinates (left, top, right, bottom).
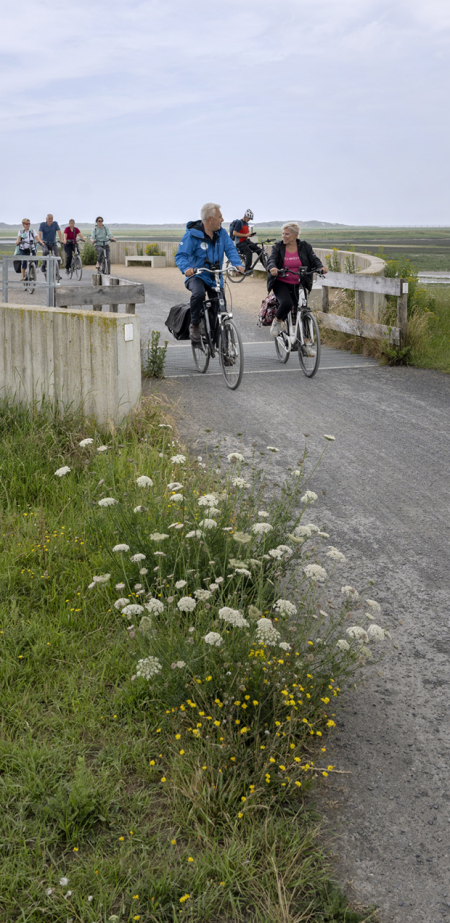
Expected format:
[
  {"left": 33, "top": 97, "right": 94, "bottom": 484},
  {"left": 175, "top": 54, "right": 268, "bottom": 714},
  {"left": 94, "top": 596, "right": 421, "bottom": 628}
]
[
  {"left": 257, "top": 293, "right": 279, "bottom": 326},
  {"left": 165, "top": 303, "right": 191, "bottom": 340},
  {"left": 229, "top": 219, "right": 240, "bottom": 241}
]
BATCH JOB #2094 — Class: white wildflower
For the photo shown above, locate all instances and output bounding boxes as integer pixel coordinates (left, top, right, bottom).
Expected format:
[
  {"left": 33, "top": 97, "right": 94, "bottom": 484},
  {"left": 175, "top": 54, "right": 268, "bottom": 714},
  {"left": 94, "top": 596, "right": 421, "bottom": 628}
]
[
  {"left": 139, "top": 567, "right": 148, "bottom": 575},
  {"left": 122, "top": 604, "right": 145, "bottom": 616},
  {"left": 324, "top": 434, "right": 335, "bottom": 441},
  {"left": 274, "top": 599, "right": 297, "bottom": 618},
  {"left": 235, "top": 567, "right": 252, "bottom": 577},
  {"left": 59, "top": 878, "right": 69, "bottom": 887},
  {"left": 55, "top": 466, "right": 71, "bottom": 477},
  {"left": 112, "top": 543, "right": 130, "bottom": 553},
  {"left": 98, "top": 497, "right": 118, "bottom": 507},
  {"left": 145, "top": 598, "right": 165, "bottom": 615},
  {"left": 175, "top": 660, "right": 186, "bottom": 668},
  {"left": 177, "top": 596, "right": 197, "bottom": 612},
  {"left": 258, "top": 511, "right": 269, "bottom": 518},
  {"left": 367, "top": 623, "right": 386, "bottom": 641},
  {"left": 347, "top": 626, "right": 369, "bottom": 642},
  {"left": 133, "top": 505, "right": 145, "bottom": 513},
  {"left": 327, "top": 546, "right": 346, "bottom": 562},
  {"left": 97, "top": 445, "right": 109, "bottom": 452},
  {"left": 171, "top": 493, "right": 183, "bottom": 502},
  {"left": 365, "top": 598, "right": 381, "bottom": 612},
  {"left": 219, "top": 606, "right": 249, "bottom": 627},
  {"left": 208, "top": 508, "right": 221, "bottom": 516},
  {"left": 304, "top": 564, "right": 327, "bottom": 582},
  {"left": 336, "top": 639, "right": 350, "bottom": 652},
  {"left": 136, "top": 475, "right": 153, "bottom": 488},
  {"left": 188, "top": 626, "right": 195, "bottom": 632},
  {"left": 268, "top": 548, "right": 283, "bottom": 559},
  {"left": 231, "top": 477, "right": 249, "bottom": 488},
  {"left": 279, "top": 641, "right": 291, "bottom": 651},
  {"left": 204, "top": 631, "right": 223, "bottom": 647},
  {"left": 359, "top": 645, "right": 373, "bottom": 659},
  {"left": 149, "top": 533, "right": 169, "bottom": 541},
  {"left": 45, "top": 887, "right": 53, "bottom": 895},
  {"left": 167, "top": 481, "right": 183, "bottom": 490},
  {"left": 92, "top": 573, "right": 110, "bottom": 584},
  {"left": 114, "top": 598, "right": 130, "bottom": 609},
  {"left": 293, "top": 469, "right": 301, "bottom": 477},
  {"left": 135, "top": 656, "right": 162, "bottom": 680},
  {"left": 168, "top": 522, "right": 184, "bottom": 530},
  {"left": 318, "top": 531, "right": 330, "bottom": 538},
  {"left": 130, "top": 553, "right": 146, "bottom": 562},
  {"left": 79, "top": 438, "right": 94, "bottom": 447},
  {"left": 301, "top": 490, "right": 318, "bottom": 503},
  {"left": 194, "top": 588, "right": 212, "bottom": 601},
  {"left": 256, "top": 617, "right": 281, "bottom": 646},
  {"left": 88, "top": 895, "right": 93, "bottom": 901},
  {"left": 266, "top": 445, "right": 279, "bottom": 452},
  {"left": 227, "top": 452, "right": 244, "bottom": 462},
  {"left": 186, "top": 530, "right": 203, "bottom": 539},
  {"left": 198, "top": 494, "right": 219, "bottom": 507},
  {"left": 115, "top": 582, "right": 126, "bottom": 590},
  {"left": 209, "top": 582, "right": 218, "bottom": 590},
  {"left": 198, "top": 518, "right": 217, "bottom": 530},
  {"left": 341, "top": 585, "right": 359, "bottom": 601},
  {"left": 277, "top": 544, "right": 292, "bottom": 556},
  {"left": 139, "top": 615, "right": 153, "bottom": 635},
  {"left": 215, "top": 576, "right": 224, "bottom": 584},
  {"left": 232, "top": 531, "right": 251, "bottom": 543},
  {"left": 171, "top": 454, "right": 186, "bottom": 464},
  {"left": 159, "top": 423, "right": 173, "bottom": 429},
  {"left": 175, "top": 579, "right": 187, "bottom": 589},
  {"left": 154, "top": 551, "right": 166, "bottom": 556},
  {"left": 252, "top": 522, "right": 273, "bottom": 534}
]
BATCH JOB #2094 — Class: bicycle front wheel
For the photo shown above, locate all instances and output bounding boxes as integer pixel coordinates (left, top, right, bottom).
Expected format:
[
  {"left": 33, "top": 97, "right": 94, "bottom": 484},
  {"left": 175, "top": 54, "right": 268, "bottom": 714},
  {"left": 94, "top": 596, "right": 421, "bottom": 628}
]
[
  {"left": 298, "top": 313, "right": 321, "bottom": 378},
  {"left": 225, "top": 258, "right": 246, "bottom": 284},
  {"left": 191, "top": 338, "right": 210, "bottom": 373},
  {"left": 74, "top": 254, "right": 83, "bottom": 281},
  {"left": 274, "top": 331, "right": 290, "bottom": 364},
  {"left": 219, "top": 319, "right": 244, "bottom": 390},
  {"left": 27, "top": 262, "right": 36, "bottom": 294}
]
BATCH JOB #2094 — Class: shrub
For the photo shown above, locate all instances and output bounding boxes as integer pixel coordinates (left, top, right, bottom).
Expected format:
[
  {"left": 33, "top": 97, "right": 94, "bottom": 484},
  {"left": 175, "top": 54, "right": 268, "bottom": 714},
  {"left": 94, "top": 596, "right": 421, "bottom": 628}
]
[
  {"left": 145, "top": 243, "right": 161, "bottom": 256},
  {"left": 81, "top": 241, "right": 97, "bottom": 265},
  {"left": 142, "top": 330, "right": 168, "bottom": 378}
]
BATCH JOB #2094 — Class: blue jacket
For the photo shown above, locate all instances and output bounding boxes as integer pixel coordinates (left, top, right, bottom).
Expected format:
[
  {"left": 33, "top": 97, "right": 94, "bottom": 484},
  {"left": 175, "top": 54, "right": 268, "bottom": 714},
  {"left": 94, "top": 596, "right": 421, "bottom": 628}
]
[{"left": 175, "top": 220, "right": 242, "bottom": 288}]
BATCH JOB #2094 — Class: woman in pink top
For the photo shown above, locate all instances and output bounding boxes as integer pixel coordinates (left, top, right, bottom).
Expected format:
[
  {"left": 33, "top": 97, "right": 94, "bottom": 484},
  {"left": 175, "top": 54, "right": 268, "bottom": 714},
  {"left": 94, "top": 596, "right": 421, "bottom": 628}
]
[
  {"left": 63, "top": 219, "right": 86, "bottom": 275},
  {"left": 266, "top": 222, "right": 327, "bottom": 337}
]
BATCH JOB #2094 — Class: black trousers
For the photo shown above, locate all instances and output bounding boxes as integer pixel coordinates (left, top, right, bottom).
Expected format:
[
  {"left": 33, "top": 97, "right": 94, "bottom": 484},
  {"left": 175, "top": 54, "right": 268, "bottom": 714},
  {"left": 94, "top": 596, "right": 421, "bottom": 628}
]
[
  {"left": 273, "top": 279, "right": 299, "bottom": 321},
  {"left": 64, "top": 241, "right": 75, "bottom": 271},
  {"left": 237, "top": 240, "right": 261, "bottom": 272},
  {"left": 185, "top": 276, "right": 225, "bottom": 326}
]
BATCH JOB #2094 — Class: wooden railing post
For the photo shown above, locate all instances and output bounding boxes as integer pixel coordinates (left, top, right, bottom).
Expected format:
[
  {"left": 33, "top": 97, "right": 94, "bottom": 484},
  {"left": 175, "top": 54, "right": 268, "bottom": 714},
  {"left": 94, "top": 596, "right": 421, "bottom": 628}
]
[
  {"left": 126, "top": 302, "right": 136, "bottom": 315},
  {"left": 109, "top": 277, "right": 120, "bottom": 313},
  {"left": 397, "top": 279, "right": 408, "bottom": 345},
  {"left": 321, "top": 283, "right": 329, "bottom": 313},
  {"left": 92, "top": 273, "right": 102, "bottom": 311}
]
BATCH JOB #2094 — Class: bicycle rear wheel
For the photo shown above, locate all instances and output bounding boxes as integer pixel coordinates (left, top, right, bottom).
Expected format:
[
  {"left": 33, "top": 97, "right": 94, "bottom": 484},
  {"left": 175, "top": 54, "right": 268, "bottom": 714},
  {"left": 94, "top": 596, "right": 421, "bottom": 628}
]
[
  {"left": 219, "top": 318, "right": 244, "bottom": 389},
  {"left": 298, "top": 313, "right": 321, "bottom": 378},
  {"left": 191, "top": 338, "right": 210, "bottom": 373},
  {"left": 274, "top": 331, "right": 290, "bottom": 364}
]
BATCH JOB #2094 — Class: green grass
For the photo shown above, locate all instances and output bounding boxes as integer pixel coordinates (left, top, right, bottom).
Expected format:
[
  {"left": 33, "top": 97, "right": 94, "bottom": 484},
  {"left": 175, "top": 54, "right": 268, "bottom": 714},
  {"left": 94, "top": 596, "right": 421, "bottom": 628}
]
[{"left": 0, "top": 400, "right": 381, "bottom": 923}]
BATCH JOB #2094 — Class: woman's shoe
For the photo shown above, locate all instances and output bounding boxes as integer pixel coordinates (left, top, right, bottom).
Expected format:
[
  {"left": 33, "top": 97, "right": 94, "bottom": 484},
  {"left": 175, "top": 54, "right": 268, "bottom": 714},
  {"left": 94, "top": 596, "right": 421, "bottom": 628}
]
[{"left": 270, "top": 319, "right": 283, "bottom": 337}]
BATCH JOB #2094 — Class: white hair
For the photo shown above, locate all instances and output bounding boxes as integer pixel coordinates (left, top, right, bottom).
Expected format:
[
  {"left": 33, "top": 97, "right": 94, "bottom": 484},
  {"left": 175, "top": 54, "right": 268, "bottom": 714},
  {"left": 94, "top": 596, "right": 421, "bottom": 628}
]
[
  {"left": 282, "top": 222, "right": 301, "bottom": 238},
  {"left": 201, "top": 202, "right": 221, "bottom": 222}
]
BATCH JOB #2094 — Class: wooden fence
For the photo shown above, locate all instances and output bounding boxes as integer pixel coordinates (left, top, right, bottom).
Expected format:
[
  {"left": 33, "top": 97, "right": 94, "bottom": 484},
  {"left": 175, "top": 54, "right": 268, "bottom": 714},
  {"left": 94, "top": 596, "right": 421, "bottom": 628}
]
[{"left": 318, "top": 272, "right": 408, "bottom": 346}]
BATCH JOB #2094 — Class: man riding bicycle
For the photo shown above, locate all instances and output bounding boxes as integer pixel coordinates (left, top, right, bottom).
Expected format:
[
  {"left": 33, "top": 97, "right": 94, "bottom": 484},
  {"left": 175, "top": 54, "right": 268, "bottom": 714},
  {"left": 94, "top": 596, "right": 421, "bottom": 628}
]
[
  {"left": 37, "top": 214, "right": 63, "bottom": 276},
  {"left": 230, "top": 209, "right": 262, "bottom": 273},
  {"left": 91, "top": 217, "right": 116, "bottom": 273},
  {"left": 175, "top": 203, "right": 244, "bottom": 342}
]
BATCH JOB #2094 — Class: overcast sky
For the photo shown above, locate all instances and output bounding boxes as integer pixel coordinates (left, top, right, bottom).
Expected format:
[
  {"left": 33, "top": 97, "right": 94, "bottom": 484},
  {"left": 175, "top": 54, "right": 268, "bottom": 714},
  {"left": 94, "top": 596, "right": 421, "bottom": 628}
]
[{"left": 1, "top": 0, "right": 449, "bottom": 226}]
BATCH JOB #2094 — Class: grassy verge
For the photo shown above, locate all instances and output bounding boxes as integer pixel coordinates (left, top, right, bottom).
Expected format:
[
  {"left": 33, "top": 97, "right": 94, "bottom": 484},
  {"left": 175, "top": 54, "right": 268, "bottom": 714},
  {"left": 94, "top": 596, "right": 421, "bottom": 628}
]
[{"left": 0, "top": 400, "right": 385, "bottom": 923}]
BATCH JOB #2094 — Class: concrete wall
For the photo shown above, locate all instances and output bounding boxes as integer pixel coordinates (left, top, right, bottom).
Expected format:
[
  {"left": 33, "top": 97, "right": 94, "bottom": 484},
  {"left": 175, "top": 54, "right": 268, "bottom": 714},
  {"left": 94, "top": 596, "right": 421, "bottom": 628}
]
[
  {"left": 0, "top": 303, "right": 141, "bottom": 424},
  {"left": 109, "top": 240, "right": 178, "bottom": 266}
]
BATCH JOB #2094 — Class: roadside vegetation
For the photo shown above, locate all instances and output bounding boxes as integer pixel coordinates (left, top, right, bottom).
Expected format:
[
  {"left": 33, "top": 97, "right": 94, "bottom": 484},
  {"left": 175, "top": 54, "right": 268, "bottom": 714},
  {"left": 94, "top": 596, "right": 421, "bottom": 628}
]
[{"left": 0, "top": 399, "right": 387, "bottom": 922}]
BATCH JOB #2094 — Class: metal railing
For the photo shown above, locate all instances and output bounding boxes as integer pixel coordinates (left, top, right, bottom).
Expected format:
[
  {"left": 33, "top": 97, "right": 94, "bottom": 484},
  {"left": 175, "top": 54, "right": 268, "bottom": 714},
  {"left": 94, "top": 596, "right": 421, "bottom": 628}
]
[{"left": 1, "top": 254, "right": 61, "bottom": 307}]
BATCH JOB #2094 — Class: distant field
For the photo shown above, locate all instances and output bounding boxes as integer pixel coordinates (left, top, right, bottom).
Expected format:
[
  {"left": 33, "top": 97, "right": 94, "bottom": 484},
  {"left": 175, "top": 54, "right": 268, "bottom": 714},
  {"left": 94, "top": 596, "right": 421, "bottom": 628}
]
[{"left": 1, "top": 225, "right": 449, "bottom": 270}]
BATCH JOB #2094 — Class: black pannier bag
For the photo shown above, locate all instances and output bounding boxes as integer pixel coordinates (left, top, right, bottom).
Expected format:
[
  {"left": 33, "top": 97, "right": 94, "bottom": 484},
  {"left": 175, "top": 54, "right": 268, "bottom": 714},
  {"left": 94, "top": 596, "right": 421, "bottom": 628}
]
[{"left": 165, "top": 303, "right": 191, "bottom": 340}]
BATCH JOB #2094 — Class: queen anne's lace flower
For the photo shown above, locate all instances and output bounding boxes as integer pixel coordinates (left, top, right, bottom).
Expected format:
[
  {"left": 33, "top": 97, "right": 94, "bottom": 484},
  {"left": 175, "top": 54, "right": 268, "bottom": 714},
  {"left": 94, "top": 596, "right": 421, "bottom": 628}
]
[
  {"left": 79, "top": 438, "right": 94, "bottom": 447},
  {"left": 274, "top": 599, "right": 296, "bottom": 618},
  {"left": 171, "top": 455, "right": 186, "bottom": 464},
  {"left": 279, "top": 641, "right": 291, "bottom": 651},
  {"left": 59, "top": 877, "right": 69, "bottom": 887},
  {"left": 367, "top": 623, "right": 386, "bottom": 641},
  {"left": 204, "top": 631, "right": 223, "bottom": 646},
  {"left": 219, "top": 606, "right": 249, "bottom": 627},
  {"left": 266, "top": 445, "right": 279, "bottom": 452},
  {"left": 97, "top": 445, "right": 109, "bottom": 452},
  {"left": 122, "top": 604, "right": 145, "bottom": 616},
  {"left": 159, "top": 423, "right": 173, "bottom": 429},
  {"left": 171, "top": 493, "right": 183, "bottom": 502},
  {"left": 136, "top": 475, "right": 153, "bottom": 488},
  {"left": 145, "top": 598, "right": 165, "bottom": 615},
  {"left": 231, "top": 477, "right": 249, "bottom": 488},
  {"left": 149, "top": 533, "right": 169, "bottom": 541},
  {"left": 134, "top": 505, "right": 145, "bottom": 513},
  {"left": 130, "top": 553, "right": 146, "bottom": 562},
  {"left": 208, "top": 508, "right": 221, "bottom": 516},
  {"left": 194, "top": 588, "right": 212, "bottom": 601},
  {"left": 234, "top": 567, "right": 252, "bottom": 577},
  {"left": 168, "top": 522, "right": 183, "bottom": 530},
  {"left": 215, "top": 576, "right": 224, "bottom": 584},
  {"left": 232, "top": 531, "right": 251, "bottom": 543},
  {"left": 167, "top": 481, "right": 183, "bottom": 490},
  {"left": 114, "top": 597, "right": 130, "bottom": 609},
  {"left": 346, "top": 626, "right": 369, "bottom": 642},
  {"left": 139, "top": 615, "right": 153, "bottom": 635},
  {"left": 336, "top": 639, "right": 350, "bottom": 652},
  {"left": 135, "top": 656, "right": 162, "bottom": 680},
  {"left": 324, "top": 434, "right": 335, "bottom": 441},
  {"left": 113, "top": 543, "right": 130, "bottom": 553},
  {"left": 173, "top": 660, "right": 186, "bottom": 668},
  {"left": 300, "top": 490, "right": 318, "bottom": 503},
  {"left": 293, "top": 469, "right": 301, "bottom": 477},
  {"left": 252, "top": 522, "right": 273, "bottom": 534},
  {"left": 304, "top": 564, "right": 327, "bottom": 582},
  {"left": 327, "top": 546, "right": 346, "bottom": 562},
  {"left": 341, "top": 585, "right": 359, "bottom": 600},
  {"left": 198, "top": 518, "right": 217, "bottom": 530},
  {"left": 365, "top": 598, "right": 381, "bottom": 612},
  {"left": 256, "top": 617, "right": 281, "bottom": 646},
  {"left": 198, "top": 494, "right": 219, "bottom": 507},
  {"left": 92, "top": 573, "right": 111, "bottom": 584},
  {"left": 98, "top": 497, "right": 118, "bottom": 507},
  {"left": 186, "top": 530, "right": 203, "bottom": 539},
  {"left": 258, "top": 511, "right": 269, "bottom": 518},
  {"left": 227, "top": 452, "right": 244, "bottom": 462},
  {"left": 175, "top": 579, "right": 187, "bottom": 589},
  {"left": 177, "top": 596, "right": 197, "bottom": 612},
  {"left": 55, "top": 466, "right": 71, "bottom": 477},
  {"left": 268, "top": 548, "right": 283, "bottom": 559}
]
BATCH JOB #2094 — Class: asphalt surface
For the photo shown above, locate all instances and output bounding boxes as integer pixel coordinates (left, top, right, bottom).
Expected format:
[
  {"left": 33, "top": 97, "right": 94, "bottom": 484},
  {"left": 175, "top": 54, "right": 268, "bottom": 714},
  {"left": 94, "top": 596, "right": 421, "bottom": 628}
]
[{"left": 137, "top": 269, "right": 450, "bottom": 923}]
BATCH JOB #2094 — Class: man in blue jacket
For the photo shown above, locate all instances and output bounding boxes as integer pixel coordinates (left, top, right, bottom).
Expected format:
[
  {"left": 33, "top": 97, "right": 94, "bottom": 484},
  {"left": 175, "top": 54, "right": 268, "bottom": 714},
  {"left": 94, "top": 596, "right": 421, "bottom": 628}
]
[{"left": 175, "top": 203, "right": 244, "bottom": 342}]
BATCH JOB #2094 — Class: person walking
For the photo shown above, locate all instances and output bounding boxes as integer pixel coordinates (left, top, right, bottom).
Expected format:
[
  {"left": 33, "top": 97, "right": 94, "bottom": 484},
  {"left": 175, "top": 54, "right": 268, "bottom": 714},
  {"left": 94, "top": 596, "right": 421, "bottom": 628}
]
[
  {"left": 37, "top": 214, "right": 63, "bottom": 277},
  {"left": 63, "top": 220, "right": 86, "bottom": 275},
  {"left": 15, "top": 219, "right": 37, "bottom": 281},
  {"left": 267, "top": 222, "right": 327, "bottom": 337}
]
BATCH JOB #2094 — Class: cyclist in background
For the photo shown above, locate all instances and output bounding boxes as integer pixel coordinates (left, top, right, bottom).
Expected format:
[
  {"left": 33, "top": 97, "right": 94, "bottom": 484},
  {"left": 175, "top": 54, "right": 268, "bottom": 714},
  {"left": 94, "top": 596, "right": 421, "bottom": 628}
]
[
  {"left": 37, "top": 214, "right": 63, "bottom": 276},
  {"left": 267, "top": 222, "right": 327, "bottom": 337},
  {"left": 230, "top": 209, "right": 263, "bottom": 272},
  {"left": 175, "top": 202, "right": 244, "bottom": 342},
  {"left": 63, "top": 220, "right": 86, "bottom": 275},
  {"left": 91, "top": 217, "right": 116, "bottom": 273},
  {"left": 15, "top": 219, "right": 37, "bottom": 281}
]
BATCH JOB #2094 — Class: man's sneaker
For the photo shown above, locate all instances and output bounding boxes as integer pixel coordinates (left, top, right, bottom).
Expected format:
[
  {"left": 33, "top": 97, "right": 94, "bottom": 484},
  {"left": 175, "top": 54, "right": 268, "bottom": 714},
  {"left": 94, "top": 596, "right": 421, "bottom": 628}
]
[
  {"left": 270, "top": 319, "right": 283, "bottom": 338},
  {"left": 189, "top": 323, "right": 201, "bottom": 343}
]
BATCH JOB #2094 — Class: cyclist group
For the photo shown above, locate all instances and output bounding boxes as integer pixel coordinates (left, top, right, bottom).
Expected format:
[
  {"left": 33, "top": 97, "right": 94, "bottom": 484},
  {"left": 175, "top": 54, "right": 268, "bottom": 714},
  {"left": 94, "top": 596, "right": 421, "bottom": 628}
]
[{"left": 14, "top": 214, "right": 116, "bottom": 281}]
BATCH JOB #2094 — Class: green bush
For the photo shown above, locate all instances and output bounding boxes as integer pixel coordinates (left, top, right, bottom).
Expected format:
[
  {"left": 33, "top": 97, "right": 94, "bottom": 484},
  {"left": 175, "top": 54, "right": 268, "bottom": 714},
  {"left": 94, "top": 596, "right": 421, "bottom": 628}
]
[
  {"left": 81, "top": 241, "right": 97, "bottom": 265},
  {"left": 145, "top": 243, "right": 161, "bottom": 256}
]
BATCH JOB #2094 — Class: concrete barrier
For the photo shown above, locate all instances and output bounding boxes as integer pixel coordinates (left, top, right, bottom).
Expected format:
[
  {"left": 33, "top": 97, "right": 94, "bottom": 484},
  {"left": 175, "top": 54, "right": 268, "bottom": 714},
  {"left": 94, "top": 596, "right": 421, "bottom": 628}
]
[
  {"left": 0, "top": 303, "right": 141, "bottom": 424},
  {"left": 109, "top": 240, "right": 178, "bottom": 266}
]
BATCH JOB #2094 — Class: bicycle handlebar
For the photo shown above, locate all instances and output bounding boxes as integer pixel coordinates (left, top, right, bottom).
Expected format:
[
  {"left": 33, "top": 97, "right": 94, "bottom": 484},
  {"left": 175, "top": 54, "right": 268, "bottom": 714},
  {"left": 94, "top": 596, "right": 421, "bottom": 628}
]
[{"left": 278, "top": 266, "right": 325, "bottom": 277}]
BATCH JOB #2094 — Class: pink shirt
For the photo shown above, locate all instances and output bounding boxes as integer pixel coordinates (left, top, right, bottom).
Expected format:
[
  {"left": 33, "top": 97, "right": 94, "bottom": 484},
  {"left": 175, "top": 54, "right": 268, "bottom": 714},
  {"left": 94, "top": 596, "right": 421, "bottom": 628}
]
[{"left": 282, "top": 248, "right": 302, "bottom": 284}]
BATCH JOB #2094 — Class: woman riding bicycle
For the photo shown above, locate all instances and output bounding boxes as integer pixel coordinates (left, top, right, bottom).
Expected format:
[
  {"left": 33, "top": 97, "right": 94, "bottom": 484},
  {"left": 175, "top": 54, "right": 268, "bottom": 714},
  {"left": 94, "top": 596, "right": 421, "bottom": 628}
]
[
  {"left": 267, "top": 222, "right": 327, "bottom": 337},
  {"left": 91, "top": 217, "right": 116, "bottom": 273},
  {"left": 64, "top": 219, "right": 86, "bottom": 275},
  {"left": 15, "top": 219, "right": 37, "bottom": 281}
]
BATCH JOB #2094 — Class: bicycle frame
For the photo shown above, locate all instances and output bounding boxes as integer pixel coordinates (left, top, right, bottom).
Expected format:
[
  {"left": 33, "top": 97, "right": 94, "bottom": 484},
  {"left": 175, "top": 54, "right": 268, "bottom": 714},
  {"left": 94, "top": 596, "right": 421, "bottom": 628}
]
[{"left": 194, "top": 266, "right": 233, "bottom": 356}]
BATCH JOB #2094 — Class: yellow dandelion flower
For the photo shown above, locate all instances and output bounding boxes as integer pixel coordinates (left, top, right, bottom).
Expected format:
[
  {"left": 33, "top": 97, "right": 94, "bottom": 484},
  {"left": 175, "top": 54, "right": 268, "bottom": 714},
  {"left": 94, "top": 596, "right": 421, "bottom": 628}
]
[{"left": 238, "top": 812, "right": 243, "bottom": 818}]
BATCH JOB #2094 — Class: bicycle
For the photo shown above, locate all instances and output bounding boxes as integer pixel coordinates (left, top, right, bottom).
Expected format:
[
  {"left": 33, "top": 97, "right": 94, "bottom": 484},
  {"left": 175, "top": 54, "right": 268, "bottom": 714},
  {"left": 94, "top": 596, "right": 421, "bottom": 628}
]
[
  {"left": 272, "top": 267, "right": 323, "bottom": 378},
  {"left": 226, "top": 238, "right": 276, "bottom": 283},
  {"left": 40, "top": 242, "right": 62, "bottom": 282},
  {"left": 67, "top": 240, "right": 83, "bottom": 281},
  {"left": 190, "top": 266, "right": 244, "bottom": 390},
  {"left": 96, "top": 242, "right": 111, "bottom": 275}
]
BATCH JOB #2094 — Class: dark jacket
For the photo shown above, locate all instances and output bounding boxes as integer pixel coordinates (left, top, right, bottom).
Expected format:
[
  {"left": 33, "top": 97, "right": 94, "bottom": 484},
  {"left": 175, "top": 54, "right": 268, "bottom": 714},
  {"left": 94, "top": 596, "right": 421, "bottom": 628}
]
[{"left": 266, "top": 239, "right": 323, "bottom": 293}]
